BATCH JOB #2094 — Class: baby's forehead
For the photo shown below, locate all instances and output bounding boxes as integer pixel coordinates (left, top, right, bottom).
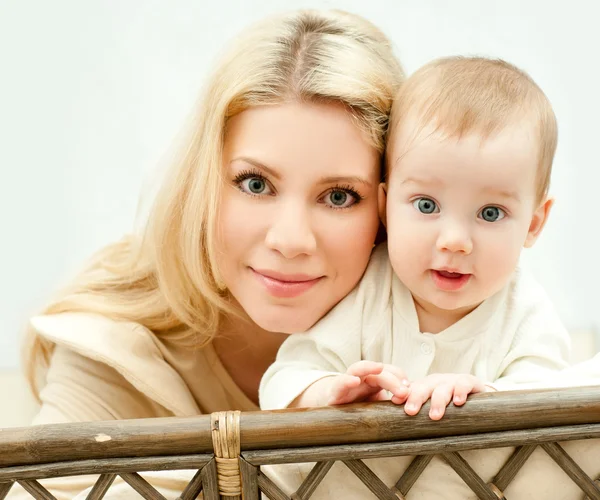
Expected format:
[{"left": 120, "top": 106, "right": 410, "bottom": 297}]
[
  {"left": 389, "top": 125, "right": 540, "bottom": 193},
  {"left": 388, "top": 118, "right": 539, "bottom": 170}
]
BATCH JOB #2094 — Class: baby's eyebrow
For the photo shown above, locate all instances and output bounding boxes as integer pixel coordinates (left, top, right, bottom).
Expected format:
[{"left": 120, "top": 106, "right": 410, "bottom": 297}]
[
  {"left": 481, "top": 186, "right": 521, "bottom": 202},
  {"left": 398, "top": 176, "right": 443, "bottom": 187},
  {"left": 399, "top": 177, "right": 522, "bottom": 201}
]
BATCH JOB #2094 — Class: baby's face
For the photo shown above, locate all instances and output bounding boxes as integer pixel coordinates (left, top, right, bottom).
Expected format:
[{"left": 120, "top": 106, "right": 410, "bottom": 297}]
[{"left": 384, "top": 123, "right": 549, "bottom": 320}]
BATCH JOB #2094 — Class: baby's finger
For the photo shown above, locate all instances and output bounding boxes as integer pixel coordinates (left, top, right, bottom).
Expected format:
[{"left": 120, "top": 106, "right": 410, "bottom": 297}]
[
  {"left": 366, "top": 389, "right": 392, "bottom": 402},
  {"left": 429, "top": 384, "right": 453, "bottom": 420},
  {"left": 327, "top": 374, "right": 361, "bottom": 405},
  {"left": 403, "top": 382, "right": 432, "bottom": 416},
  {"left": 346, "top": 383, "right": 388, "bottom": 403},
  {"left": 346, "top": 360, "right": 384, "bottom": 378},
  {"left": 364, "top": 370, "right": 409, "bottom": 397},
  {"left": 330, "top": 377, "right": 388, "bottom": 405},
  {"left": 453, "top": 376, "right": 485, "bottom": 406},
  {"left": 381, "top": 364, "right": 409, "bottom": 386},
  {"left": 391, "top": 392, "right": 409, "bottom": 405},
  {"left": 452, "top": 379, "right": 473, "bottom": 406}
]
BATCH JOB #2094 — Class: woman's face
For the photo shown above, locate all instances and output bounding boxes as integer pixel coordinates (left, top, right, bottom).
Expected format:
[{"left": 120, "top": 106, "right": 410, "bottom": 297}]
[{"left": 217, "top": 101, "right": 380, "bottom": 333}]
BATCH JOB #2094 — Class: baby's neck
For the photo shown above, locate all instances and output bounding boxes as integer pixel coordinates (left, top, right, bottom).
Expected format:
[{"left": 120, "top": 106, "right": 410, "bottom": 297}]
[{"left": 412, "top": 294, "right": 479, "bottom": 334}]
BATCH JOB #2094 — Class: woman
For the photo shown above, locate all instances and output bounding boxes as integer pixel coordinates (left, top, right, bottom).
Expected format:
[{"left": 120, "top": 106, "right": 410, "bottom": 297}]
[{"left": 13, "top": 8, "right": 404, "bottom": 499}]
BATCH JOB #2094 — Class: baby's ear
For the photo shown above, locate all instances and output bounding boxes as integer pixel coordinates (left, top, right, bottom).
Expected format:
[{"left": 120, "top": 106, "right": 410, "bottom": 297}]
[
  {"left": 378, "top": 183, "right": 388, "bottom": 228},
  {"left": 524, "top": 196, "right": 554, "bottom": 248}
]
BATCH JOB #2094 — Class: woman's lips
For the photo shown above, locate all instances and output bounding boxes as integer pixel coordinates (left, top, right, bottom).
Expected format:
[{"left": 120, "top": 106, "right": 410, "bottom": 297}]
[
  {"left": 431, "top": 269, "right": 472, "bottom": 291},
  {"left": 251, "top": 268, "right": 324, "bottom": 298}
]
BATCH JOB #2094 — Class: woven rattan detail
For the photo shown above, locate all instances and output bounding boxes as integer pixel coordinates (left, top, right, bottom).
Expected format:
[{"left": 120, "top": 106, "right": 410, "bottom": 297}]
[{"left": 211, "top": 410, "right": 242, "bottom": 497}]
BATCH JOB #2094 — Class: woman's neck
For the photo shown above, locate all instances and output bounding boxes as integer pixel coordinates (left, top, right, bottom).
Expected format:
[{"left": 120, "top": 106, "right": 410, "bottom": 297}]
[{"left": 212, "top": 310, "right": 287, "bottom": 405}]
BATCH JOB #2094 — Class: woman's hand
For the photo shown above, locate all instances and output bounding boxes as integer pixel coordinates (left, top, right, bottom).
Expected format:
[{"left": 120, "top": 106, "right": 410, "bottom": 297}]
[{"left": 393, "top": 373, "right": 486, "bottom": 420}]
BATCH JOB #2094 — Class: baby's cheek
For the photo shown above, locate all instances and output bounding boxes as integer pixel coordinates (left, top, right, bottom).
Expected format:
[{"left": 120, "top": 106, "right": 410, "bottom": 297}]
[
  {"left": 479, "top": 239, "right": 520, "bottom": 289},
  {"left": 387, "top": 221, "right": 420, "bottom": 256}
]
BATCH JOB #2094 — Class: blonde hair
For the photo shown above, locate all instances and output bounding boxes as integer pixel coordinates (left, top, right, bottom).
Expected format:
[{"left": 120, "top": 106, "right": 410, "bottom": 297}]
[
  {"left": 24, "top": 9, "right": 404, "bottom": 398},
  {"left": 387, "top": 56, "right": 557, "bottom": 203}
]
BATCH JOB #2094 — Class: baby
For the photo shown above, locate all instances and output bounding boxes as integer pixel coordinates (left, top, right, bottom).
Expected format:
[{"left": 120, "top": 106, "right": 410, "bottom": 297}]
[{"left": 260, "top": 56, "right": 571, "bottom": 420}]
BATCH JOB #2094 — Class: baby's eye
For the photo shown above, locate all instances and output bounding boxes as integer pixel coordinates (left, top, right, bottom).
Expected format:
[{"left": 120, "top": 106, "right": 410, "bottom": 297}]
[
  {"left": 479, "top": 206, "right": 506, "bottom": 222},
  {"left": 238, "top": 176, "right": 272, "bottom": 195},
  {"left": 413, "top": 197, "right": 439, "bottom": 214}
]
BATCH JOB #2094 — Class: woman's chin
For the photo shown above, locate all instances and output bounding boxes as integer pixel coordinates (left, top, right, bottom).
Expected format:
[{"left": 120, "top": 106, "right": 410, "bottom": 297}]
[{"left": 251, "top": 311, "right": 319, "bottom": 335}]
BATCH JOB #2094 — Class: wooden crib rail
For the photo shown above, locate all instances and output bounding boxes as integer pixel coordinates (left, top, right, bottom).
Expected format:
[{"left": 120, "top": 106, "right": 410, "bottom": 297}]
[
  {"left": 1, "top": 385, "right": 599, "bottom": 467},
  {"left": 0, "top": 385, "right": 599, "bottom": 499}
]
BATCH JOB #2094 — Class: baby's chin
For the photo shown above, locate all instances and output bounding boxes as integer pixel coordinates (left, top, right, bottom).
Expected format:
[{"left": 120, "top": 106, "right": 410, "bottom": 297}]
[{"left": 426, "top": 295, "right": 484, "bottom": 315}]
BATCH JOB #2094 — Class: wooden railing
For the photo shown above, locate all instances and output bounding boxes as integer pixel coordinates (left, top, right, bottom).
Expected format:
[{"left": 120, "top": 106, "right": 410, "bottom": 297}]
[{"left": 1, "top": 386, "right": 600, "bottom": 499}]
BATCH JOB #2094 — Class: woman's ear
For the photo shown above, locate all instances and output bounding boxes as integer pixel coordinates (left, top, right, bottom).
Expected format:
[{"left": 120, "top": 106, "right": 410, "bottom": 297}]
[
  {"left": 378, "top": 183, "right": 388, "bottom": 229},
  {"left": 524, "top": 196, "right": 554, "bottom": 248}
]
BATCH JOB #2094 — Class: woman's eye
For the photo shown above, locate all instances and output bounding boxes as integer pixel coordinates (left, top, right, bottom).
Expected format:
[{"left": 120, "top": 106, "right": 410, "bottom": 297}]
[
  {"left": 239, "top": 177, "right": 271, "bottom": 195},
  {"left": 413, "top": 197, "right": 439, "bottom": 214},
  {"left": 323, "top": 189, "right": 358, "bottom": 209},
  {"left": 479, "top": 206, "right": 506, "bottom": 222}
]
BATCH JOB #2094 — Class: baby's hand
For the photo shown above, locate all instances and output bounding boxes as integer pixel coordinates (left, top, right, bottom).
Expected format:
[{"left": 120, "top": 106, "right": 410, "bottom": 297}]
[
  {"left": 327, "top": 360, "right": 410, "bottom": 405},
  {"left": 393, "top": 373, "right": 485, "bottom": 420}
]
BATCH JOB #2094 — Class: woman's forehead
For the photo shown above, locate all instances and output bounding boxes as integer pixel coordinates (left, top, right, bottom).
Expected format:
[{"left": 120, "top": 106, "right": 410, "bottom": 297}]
[{"left": 223, "top": 102, "right": 380, "bottom": 181}]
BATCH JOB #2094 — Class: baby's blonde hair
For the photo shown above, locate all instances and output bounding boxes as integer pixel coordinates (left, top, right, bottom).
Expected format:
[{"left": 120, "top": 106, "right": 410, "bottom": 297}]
[
  {"left": 387, "top": 56, "right": 557, "bottom": 203},
  {"left": 24, "top": 9, "right": 404, "bottom": 398}
]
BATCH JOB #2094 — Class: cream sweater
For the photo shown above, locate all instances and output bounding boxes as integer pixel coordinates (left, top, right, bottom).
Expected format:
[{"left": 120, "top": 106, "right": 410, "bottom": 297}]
[{"left": 260, "top": 243, "right": 571, "bottom": 410}]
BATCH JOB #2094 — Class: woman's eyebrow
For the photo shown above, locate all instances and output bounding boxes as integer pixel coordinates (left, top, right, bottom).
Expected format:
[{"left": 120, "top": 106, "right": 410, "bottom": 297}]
[
  {"left": 317, "top": 175, "right": 373, "bottom": 188},
  {"left": 231, "top": 157, "right": 373, "bottom": 187},
  {"left": 230, "top": 157, "right": 281, "bottom": 180}
]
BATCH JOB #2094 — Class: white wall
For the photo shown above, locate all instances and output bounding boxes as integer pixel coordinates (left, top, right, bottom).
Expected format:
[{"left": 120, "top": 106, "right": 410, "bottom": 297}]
[{"left": 1, "top": 0, "right": 599, "bottom": 369}]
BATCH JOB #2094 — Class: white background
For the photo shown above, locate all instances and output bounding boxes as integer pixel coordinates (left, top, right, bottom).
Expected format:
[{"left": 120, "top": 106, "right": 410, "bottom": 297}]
[{"left": 1, "top": 0, "right": 599, "bottom": 368}]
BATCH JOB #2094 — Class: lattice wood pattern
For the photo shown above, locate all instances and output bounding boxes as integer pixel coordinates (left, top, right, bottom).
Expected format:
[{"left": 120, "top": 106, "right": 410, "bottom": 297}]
[{"left": 0, "top": 386, "right": 598, "bottom": 499}]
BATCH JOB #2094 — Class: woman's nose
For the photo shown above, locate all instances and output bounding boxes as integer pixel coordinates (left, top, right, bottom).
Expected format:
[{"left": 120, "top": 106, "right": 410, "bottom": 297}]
[{"left": 265, "top": 202, "right": 317, "bottom": 258}]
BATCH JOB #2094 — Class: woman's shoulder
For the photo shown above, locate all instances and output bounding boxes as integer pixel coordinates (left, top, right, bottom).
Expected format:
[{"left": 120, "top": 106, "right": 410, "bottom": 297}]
[
  {"left": 31, "top": 312, "right": 199, "bottom": 416},
  {"left": 32, "top": 311, "right": 155, "bottom": 349},
  {"left": 31, "top": 312, "right": 166, "bottom": 371}
]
